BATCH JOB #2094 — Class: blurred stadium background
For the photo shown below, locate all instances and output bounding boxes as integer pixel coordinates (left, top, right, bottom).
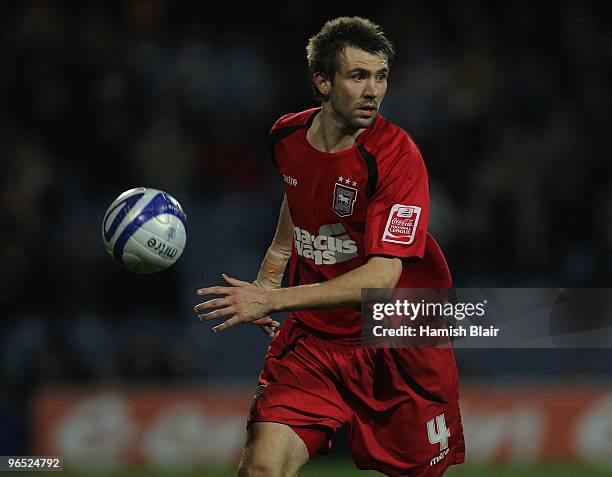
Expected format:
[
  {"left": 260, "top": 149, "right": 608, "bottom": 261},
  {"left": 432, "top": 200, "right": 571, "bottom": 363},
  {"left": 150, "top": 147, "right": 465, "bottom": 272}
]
[{"left": 1, "top": 0, "right": 611, "bottom": 475}]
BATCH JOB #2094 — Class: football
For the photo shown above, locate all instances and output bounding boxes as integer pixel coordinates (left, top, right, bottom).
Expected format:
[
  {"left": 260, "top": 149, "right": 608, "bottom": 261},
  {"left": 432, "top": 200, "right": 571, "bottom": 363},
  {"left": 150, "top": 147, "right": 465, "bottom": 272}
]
[{"left": 101, "top": 187, "right": 188, "bottom": 273}]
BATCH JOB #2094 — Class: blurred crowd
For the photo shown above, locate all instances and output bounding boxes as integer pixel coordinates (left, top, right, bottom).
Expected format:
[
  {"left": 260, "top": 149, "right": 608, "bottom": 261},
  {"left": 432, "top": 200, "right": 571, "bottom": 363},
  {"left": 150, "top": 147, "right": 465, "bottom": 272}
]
[{"left": 0, "top": 0, "right": 611, "bottom": 453}]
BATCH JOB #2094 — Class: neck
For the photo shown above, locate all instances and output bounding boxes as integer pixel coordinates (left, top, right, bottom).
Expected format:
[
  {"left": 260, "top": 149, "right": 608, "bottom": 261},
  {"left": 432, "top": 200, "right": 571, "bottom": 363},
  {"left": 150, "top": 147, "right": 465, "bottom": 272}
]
[{"left": 307, "top": 103, "right": 364, "bottom": 153}]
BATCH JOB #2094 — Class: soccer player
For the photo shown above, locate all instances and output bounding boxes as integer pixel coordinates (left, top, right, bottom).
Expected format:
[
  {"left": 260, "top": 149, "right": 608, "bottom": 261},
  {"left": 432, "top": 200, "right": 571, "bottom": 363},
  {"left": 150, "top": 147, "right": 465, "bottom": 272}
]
[{"left": 194, "top": 17, "right": 465, "bottom": 477}]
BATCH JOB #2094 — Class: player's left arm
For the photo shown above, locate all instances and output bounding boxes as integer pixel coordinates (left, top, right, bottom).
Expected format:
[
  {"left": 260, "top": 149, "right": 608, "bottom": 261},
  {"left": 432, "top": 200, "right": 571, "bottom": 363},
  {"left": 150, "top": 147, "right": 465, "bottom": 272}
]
[
  {"left": 194, "top": 255, "right": 402, "bottom": 333},
  {"left": 266, "top": 254, "right": 403, "bottom": 309}
]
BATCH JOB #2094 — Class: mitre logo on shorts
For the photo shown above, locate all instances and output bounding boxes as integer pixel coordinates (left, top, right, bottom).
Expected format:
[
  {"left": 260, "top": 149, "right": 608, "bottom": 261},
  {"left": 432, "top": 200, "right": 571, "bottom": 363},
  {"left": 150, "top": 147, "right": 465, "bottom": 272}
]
[
  {"left": 382, "top": 204, "right": 421, "bottom": 245},
  {"left": 294, "top": 223, "right": 358, "bottom": 265}
]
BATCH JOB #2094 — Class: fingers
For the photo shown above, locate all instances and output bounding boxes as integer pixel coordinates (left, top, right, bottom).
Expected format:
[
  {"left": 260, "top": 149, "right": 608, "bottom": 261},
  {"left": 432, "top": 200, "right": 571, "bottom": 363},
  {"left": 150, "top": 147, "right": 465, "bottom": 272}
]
[
  {"left": 194, "top": 298, "right": 230, "bottom": 314},
  {"left": 222, "top": 273, "right": 251, "bottom": 287},
  {"left": 250, "top": 316, "right": 279, "bottom": 337},
  {"left": 197, "top": 307, "right": 235, "bottom": 322},
  {"left": 251, "top": 317, "right": 269, "bottom": 325},
  {"left": 260, "top": 325, "right": 276, "bottom": 338},
  {"left": 251, "top": 316, "right": 280, "bottom": 327},
  {"left": 195, "top": 274, "right": 252, "bottom": 297},
  {"left": 197, "top": 310, "right": 279, "bottom": 336},
  {"left": 256, "top": 323, "right": 279, "bottom": 337},
  {"left": 194, "top": 279, "right": 276, "bottom": 334},
  {"left": 196, "top": 286, "right": 234, "bottom": 297},
  {"left": 212, "top": 316, "right": 244, "bottom": 333}
]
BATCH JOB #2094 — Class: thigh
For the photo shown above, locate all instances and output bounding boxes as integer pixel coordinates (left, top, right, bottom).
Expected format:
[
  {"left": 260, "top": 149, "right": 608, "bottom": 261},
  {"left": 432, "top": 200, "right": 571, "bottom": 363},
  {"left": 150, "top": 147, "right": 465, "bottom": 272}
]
[
  {"left": 249, "top": 317, "right": 349, "bottom": 455},
  {"left": 239, "top": 422, "right": 309, "bottom": 477}
]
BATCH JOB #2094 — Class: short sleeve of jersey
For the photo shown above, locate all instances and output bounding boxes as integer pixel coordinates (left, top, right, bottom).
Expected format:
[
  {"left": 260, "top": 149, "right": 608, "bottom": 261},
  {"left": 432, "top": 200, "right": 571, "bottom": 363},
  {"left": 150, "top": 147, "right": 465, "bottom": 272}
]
[{"left": 364, "top": 144, "right": 429, "bottom": 260}]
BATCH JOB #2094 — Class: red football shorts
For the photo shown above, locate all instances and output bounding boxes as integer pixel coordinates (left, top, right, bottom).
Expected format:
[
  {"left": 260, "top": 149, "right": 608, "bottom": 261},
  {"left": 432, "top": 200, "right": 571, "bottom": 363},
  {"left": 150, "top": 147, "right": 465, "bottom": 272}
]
[{"left": 248, "top": 315, "right": 465, "bottom": 477}]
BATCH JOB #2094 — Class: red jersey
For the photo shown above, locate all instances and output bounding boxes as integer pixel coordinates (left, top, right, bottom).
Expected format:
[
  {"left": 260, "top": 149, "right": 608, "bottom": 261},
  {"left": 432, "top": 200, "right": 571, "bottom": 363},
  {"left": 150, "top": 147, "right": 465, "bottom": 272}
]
[{"left": 270, "top": 107, "right": 451, "bottom": 337}]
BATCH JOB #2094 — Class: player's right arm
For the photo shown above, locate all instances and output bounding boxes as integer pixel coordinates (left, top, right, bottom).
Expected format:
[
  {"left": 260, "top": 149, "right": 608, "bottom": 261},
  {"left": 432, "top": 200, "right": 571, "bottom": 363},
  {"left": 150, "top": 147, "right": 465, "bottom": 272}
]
[
  {"left": 253, "top": 193, "right": 293, "bottom": 290},
  {"left": 245, "top": 194, "right": 293, "bottom": 336}
]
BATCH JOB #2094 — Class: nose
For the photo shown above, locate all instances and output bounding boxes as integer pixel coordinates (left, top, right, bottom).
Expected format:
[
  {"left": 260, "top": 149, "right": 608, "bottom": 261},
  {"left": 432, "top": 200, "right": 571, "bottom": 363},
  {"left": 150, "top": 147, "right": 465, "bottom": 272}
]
[{"left": 363, "top": 78, "right": 379, "bottom": 100}]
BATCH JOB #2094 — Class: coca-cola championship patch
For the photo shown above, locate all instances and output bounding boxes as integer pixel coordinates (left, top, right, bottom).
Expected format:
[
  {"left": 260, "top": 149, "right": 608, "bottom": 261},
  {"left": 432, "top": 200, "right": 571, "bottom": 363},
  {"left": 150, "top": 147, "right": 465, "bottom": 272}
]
[{"left": 382, "top": 204, "right": 421, "bottom": 244}]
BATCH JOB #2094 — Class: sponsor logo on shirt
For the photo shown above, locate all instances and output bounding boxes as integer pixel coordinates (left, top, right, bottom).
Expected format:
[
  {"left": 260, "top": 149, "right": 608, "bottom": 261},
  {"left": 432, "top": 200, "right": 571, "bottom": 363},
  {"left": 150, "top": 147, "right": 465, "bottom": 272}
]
[
  {"left": 294, "top": 223, "right": 358, "bottom": 265},
  {"left": 382, "top": 204, "right": 421, "bottom": 245}
]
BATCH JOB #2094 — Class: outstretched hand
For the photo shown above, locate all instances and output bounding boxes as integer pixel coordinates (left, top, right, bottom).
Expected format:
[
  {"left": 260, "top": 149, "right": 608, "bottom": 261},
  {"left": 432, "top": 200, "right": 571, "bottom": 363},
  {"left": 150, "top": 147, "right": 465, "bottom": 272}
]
[{"left": 194, "top": 274, "right": 279, "bottom": 336}]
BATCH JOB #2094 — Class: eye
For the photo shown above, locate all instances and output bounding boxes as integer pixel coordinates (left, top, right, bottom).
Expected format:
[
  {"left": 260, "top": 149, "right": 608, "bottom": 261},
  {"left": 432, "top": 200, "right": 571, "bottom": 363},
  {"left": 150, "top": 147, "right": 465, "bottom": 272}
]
[
  {"left": 377, "top": 73, "right": 388, "bottom": 80},
  {"left": 352, "top": 72, "right": 364, "bottom": 80}
]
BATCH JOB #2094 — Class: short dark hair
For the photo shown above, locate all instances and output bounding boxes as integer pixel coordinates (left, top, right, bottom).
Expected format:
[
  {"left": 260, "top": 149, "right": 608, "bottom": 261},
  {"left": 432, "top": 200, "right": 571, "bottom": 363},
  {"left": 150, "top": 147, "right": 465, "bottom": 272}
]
[{"left": 306, "top": 17, "right": 395, "bottom": 100}]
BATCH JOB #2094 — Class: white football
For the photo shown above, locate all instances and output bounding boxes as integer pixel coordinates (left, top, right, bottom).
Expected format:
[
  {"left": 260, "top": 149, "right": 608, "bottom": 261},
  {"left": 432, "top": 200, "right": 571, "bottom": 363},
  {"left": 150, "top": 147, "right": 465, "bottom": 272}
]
[{"left": 101, "top": 187, "right": 188, "bottom": 273}]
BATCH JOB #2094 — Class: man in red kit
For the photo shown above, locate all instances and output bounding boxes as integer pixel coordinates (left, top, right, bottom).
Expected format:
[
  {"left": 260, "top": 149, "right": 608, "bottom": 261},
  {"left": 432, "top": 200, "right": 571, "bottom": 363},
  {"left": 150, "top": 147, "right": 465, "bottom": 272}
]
[{"left": 194, "top": 17, "right": 464, "bottom": 477}]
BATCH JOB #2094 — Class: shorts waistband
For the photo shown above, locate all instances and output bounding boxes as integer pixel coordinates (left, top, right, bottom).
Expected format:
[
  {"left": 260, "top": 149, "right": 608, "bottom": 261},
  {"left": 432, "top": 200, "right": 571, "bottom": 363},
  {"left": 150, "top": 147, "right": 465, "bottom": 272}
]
[{"left": 290, "top": 316, "right": 362, "bottom": 348}]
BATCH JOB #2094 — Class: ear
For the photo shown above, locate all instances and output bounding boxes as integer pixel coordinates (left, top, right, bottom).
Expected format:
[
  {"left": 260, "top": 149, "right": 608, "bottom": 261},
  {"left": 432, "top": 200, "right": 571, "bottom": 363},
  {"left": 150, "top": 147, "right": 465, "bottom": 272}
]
[{"left": 313, "top": 72, "right": 331, "bottom": 99}]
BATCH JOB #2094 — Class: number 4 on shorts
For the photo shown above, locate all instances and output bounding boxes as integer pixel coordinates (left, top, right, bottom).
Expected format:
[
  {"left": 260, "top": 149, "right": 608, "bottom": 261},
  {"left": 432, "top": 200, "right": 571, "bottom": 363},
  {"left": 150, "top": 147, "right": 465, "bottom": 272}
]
[{"left": 427, "top": 413, "right": 450, "bottom": 452}]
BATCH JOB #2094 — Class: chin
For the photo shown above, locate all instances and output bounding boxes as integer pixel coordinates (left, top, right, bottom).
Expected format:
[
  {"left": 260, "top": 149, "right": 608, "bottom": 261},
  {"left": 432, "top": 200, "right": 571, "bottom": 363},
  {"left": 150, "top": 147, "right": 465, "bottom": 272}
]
[{"left": 352, "top": 116, "right": 376, "bottom": 129}]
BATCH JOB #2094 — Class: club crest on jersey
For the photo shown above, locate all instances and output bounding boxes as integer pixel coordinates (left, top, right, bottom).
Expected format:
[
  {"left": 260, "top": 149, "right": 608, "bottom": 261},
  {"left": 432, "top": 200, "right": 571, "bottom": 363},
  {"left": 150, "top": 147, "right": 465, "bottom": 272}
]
[
  {"left": 333, "top": 182, "right": 358, "bottom": 217},
  {"left": 382, "top": 204, "right": 421, "bottom": 245}
]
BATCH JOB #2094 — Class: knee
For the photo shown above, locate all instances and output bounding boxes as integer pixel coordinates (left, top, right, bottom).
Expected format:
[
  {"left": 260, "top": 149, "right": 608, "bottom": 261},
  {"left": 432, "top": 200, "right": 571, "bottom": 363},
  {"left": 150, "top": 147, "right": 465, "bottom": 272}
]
[{"left": 238, "top": 459, "right": 282, "bottom": 477}]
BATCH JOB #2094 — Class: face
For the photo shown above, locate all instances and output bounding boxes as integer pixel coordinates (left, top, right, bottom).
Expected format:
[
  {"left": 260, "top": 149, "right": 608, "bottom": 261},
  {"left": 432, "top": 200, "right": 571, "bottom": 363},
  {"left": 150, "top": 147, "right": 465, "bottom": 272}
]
[{"left": 319, "top": 46, "right": 389, "bottom": 130}]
